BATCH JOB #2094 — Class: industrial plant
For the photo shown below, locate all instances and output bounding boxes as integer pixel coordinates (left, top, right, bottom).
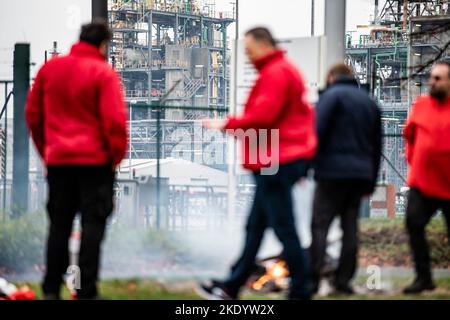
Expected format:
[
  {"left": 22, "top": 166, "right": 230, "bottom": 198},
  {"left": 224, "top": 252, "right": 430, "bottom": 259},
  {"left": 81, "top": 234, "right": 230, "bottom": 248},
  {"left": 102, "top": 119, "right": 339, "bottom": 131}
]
[
  {"left": 0, "top": 0, "right": 449, "bottom": 226},
  {"left": 346, "top": 0, "right": 450, "bottom": 192}
]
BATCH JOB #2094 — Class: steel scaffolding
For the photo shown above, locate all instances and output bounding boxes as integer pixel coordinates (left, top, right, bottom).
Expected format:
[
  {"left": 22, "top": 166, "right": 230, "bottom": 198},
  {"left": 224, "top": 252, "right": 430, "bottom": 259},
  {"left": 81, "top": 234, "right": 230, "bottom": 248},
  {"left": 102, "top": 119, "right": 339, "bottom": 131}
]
[
  {"left": 346, "top": 0, "right": 450, "bottom": 190},
  {"left": 108, "top": 0, "right": 234, "bottom": 110}
]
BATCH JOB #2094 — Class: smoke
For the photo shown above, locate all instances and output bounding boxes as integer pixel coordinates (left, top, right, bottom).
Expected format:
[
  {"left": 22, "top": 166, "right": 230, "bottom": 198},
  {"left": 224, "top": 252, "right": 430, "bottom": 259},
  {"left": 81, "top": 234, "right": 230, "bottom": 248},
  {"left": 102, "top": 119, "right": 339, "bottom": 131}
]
[
  {"left": 0, "top": 174, "right": 344, "bottom": 287},
  {"left": 99, "top": 178, "right": 321, "bottom": 281}
]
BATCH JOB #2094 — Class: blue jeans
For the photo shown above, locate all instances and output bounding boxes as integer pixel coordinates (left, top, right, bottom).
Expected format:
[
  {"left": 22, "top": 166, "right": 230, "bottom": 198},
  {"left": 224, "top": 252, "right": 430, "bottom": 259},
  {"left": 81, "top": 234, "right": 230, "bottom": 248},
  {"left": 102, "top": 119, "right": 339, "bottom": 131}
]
[{"left": 223, "top": 159, "right": 311, "bottom": 299}]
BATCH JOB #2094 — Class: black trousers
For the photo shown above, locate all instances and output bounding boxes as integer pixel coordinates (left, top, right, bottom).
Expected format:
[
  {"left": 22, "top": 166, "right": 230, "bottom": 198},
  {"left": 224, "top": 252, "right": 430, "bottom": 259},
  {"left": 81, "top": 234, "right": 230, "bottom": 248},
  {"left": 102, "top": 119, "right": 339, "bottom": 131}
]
[
  {"left": 406, "top": 187, "right": 450, "bottom": 281},
  {"left": 43, "top": 165, "right": 114, "bottom": 299},
  {"left": 223, "top": 159, "right": 311, "bottom": 299},
  {"left": 310, "top": 179, "right": 369, "bottom": 288}
]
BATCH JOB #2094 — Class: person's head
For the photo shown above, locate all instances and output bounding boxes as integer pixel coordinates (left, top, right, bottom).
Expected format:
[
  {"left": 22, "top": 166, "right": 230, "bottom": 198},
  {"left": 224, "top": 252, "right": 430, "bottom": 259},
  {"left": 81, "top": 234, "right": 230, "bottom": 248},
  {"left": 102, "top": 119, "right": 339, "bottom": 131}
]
[
  {"left": 79, "top": 19, "right": 112, "bottom": 55},
  {"left": 244, "top": 27, "right": 277, "bottom": 64},
  {"left": 326, "top": 63, "right": 354, "bottom": 87},
  {"left": 428, "top": 61, "right": 450, "bottom": 102}
]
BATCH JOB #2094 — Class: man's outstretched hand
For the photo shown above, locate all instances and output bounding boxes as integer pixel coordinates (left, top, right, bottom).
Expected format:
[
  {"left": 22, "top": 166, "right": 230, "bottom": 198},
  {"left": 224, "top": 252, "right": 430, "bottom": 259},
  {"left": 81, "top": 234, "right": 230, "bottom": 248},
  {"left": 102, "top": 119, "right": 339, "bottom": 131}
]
[{"left": 202, "top": 118, "right": 227, "bottom": 130}]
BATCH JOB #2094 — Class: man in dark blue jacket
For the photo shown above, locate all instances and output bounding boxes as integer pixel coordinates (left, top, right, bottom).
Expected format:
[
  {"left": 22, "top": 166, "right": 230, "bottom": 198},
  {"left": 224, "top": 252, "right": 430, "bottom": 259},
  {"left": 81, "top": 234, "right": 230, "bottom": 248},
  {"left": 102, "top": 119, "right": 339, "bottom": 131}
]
[{"left": 310, "top": 63, "right": 382, "bottom": 294}]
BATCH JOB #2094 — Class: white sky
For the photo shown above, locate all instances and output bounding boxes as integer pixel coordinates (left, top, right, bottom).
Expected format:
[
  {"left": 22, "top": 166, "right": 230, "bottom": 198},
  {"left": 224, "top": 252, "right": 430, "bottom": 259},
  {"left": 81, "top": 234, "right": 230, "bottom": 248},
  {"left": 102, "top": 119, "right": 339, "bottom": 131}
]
[{"left": 0, "top": 0, "right": 375, "bottom": 80}]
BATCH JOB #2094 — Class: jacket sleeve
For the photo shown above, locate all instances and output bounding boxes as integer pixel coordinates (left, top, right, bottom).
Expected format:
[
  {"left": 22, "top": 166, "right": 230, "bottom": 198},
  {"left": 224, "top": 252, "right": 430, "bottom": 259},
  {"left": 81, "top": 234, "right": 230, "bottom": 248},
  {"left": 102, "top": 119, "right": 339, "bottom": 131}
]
[
  {"left": 225, "top": 67, "right": 291, "bottom": 131},
  {"left": 25, "top": 66, "right": 46, "bottom": 159},
  {"left": 315, "top": 90, "right": 339, "bottom": 144},
  {"left": 371, "top": 104, "right": 382, "bottom": 190},
  {"left": 403, "top": 110, "right": 416, "bottom": 166},
  {"left": 98, "top": 70, "right": 128, "bottom": 166},
  {"left": 403, "top": 98, "right": 421, "bottom": 166}
]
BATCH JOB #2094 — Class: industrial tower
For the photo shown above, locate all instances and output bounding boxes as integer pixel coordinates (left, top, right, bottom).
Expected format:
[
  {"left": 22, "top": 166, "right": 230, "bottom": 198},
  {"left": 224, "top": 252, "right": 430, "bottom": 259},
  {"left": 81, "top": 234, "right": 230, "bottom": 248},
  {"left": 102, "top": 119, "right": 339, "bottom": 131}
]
[
  {"left": 109, "top": 0, "right": 234, "bottom": 110},
  {"left": 108, "top": 0, "right": 234, "bottom": 161},
  {"left": 346, "top": 0, "right": 450, "bottom": 190}
]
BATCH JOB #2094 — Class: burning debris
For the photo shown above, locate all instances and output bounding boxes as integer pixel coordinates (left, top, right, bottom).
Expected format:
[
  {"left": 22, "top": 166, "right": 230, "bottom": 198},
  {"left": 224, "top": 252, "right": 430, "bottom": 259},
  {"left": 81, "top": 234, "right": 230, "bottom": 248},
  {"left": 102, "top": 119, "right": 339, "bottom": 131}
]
[
  {"left": 247, "top": 256, "right": 290, "bottom": 293},
  {"left": 248, "top": 226, "right": 345, "bottom": 295},
  {"left": 248, "top": 254, "right": 393, "bottom": 297},
  {"left": 248, "top": 253, "right": 339, "bottom": 295}
]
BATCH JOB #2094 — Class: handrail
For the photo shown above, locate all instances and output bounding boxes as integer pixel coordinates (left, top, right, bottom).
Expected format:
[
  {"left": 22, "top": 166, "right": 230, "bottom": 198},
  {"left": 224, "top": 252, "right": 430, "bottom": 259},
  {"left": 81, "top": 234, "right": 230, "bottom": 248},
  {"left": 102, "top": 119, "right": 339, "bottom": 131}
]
[
  {"left": 127, "top": 103, "right": 228, "bottom": 112},
  {"left": 0, "top": 90, "right": 13, "bottom": 120}
]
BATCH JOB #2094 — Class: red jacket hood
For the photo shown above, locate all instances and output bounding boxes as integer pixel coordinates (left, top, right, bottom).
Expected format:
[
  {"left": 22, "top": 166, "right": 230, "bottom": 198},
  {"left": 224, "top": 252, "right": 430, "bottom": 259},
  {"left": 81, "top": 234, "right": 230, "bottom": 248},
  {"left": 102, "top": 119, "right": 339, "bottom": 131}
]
[
  {"left": 253, "top": 50, "right": 285, "bottom": 71},
  {"left": 426, "top": 94, "right": 450, "bottom": 106},
  {"left": 70, "top": 41, "right": 106, "bottom": 61},
  {"left": 404, "top": 95, "right": 450, "bottom": 199},
  {"left": 25, "top": 40, "right": 127, "bottom": 167},
  {"left": 225, "top": 49, "right": 317, "bottom": 171}
]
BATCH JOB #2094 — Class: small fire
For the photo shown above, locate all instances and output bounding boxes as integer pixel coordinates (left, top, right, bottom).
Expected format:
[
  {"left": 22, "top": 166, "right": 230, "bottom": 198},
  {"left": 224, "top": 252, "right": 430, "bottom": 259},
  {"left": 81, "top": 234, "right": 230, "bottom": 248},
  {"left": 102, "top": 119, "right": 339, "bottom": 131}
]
[{"left": 251, "top": 260, "right": 289, "bottom": 292}]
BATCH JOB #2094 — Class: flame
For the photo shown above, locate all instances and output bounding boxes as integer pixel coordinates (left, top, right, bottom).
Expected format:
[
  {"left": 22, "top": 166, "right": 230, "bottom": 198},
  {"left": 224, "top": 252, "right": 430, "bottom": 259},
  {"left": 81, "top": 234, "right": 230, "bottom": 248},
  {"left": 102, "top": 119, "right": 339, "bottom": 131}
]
[{"left": 252, "top": 260, "right": 289, "bottom": 291}]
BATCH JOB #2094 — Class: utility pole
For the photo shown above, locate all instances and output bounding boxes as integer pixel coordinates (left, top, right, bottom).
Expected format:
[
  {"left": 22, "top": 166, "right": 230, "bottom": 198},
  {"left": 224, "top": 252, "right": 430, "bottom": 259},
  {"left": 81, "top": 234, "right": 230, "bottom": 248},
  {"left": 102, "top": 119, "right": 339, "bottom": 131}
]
[
  {"left": 227, "top": 0, "right": 239, "bottom": 221},
  {"left": 92, "top": 0, "right": 109, "bottom": 60},
  {"left": 92, "top": 0, "right": 108, "bottom": 21},
  {"left": 12, "top": 43, "right": 30, "bottom": 217},
  {"left": 374, "top": 0, "right": 380, "bottom": 24},
  {"left": 311, "top": 0, "right": 315, "bottom": 36},
  {"left": 324, "top": 0, "right": 347, "bottom": 71}
]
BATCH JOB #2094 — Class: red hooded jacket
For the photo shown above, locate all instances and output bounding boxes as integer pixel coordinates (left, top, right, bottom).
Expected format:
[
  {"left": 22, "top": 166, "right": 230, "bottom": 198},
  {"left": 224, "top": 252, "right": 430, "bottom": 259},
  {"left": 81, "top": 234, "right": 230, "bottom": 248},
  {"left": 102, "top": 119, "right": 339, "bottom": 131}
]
[
  {"left": 404, "top": 95, "right": 450, "bottom": 199},
  {"left": 225, "top": 50, "right": 317, "bottom": 171},
  {"left": 26, "top": 41, "right": 128, "bottom": 167}
]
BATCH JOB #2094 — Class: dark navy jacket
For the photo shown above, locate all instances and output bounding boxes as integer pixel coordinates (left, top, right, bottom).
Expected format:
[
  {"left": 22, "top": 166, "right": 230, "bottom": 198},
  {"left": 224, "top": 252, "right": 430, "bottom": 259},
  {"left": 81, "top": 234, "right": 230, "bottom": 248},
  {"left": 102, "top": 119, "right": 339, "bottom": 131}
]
[{"left": 313, "top": 76, "right": 382, "bottom": 192}]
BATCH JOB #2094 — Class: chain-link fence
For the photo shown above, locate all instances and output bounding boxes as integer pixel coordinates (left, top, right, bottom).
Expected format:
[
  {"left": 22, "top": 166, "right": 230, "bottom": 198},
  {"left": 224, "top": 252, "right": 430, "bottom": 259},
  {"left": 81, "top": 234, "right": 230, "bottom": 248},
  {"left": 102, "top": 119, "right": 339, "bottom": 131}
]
[
  {"left": 0, "top": 81, "right": 13, "bottom": 217},
  {"left": 108, "top": 103, "right": 412, "bottom": 231},
  {"left": 0, "top": 99, "right": 412, "bottom": 225},
  {"left": 112, "top": 104, "right": 253, "bottom": 231}
]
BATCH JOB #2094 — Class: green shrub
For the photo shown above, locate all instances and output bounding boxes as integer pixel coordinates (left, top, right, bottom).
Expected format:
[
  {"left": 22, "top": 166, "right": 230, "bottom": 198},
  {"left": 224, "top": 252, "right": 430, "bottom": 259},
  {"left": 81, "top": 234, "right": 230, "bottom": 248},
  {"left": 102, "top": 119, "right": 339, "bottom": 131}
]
[
  {"left": 103, "top": 222, "right": 184, "bottom": 265},
  {"left": 0, "top": 212, "right": 47, "bottom": 273},
  {"left": 359, "top": 217, "right": 450, "bottom": 268}
]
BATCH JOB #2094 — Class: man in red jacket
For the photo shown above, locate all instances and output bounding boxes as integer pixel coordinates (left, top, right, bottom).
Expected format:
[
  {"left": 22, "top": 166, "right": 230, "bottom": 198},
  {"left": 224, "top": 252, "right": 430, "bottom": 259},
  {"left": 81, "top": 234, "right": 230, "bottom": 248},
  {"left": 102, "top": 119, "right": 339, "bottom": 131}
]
[
  {"left": 403, "top": 61, "right": 450, "bottom": 294},
  {"left": 198, "top": 27, "right": 317, "bottom": 300},
  {"left": 26, "top": 20, "right": 127, "bottom": 299}
]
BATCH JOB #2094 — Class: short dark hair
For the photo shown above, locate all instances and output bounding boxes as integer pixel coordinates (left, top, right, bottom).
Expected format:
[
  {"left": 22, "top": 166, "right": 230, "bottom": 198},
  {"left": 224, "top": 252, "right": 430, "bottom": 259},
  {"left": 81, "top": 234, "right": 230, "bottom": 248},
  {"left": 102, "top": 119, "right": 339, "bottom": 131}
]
[
  {"left": 79, "top": 19, "right": 112, "bottom": 47},
  {"left": 245, "top": 27, "right": 277, "bottom": 47},
  {"left": 434, "top": 60, "right": 450, "bottom": 78},
  {"left": 327, "top": 63, "right": 354, "bottom": 79}
]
